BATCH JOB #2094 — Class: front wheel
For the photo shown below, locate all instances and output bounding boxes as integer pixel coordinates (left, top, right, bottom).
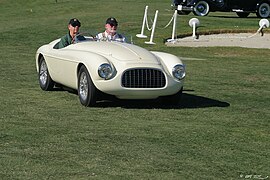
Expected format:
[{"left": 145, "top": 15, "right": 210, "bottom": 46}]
[
  {"left": 193, "top": 1, "right": 210, "bottom": 16},
  {"left": 78, "top": 65, "right": 97, "bottom": 107},
  {"left": 39, "top": 57, "right": 54, "bottom": 91},
  {"left": 256, "top": 3, "right": 270, "bottom": 18}
]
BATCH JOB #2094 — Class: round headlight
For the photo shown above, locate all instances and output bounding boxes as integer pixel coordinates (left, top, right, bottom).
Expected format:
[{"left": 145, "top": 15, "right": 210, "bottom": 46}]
[
  {"left": 172, "top": 64, "right": 186, "bottom": 80},
  {"left": 98, "top": 63, "right": 113, "bottom": 79}
]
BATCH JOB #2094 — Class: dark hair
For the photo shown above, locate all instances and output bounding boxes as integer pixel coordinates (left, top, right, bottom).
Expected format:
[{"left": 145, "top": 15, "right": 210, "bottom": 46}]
[
  {"left": 106, "top": 17, "right": 118, "bottom": 26},
  {"left": 69, "top": 18, "right": 81, "bottom": 27}
]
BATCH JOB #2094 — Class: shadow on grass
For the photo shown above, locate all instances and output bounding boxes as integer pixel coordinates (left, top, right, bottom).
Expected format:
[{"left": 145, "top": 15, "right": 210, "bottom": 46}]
[
  {"left": 53, "top": 87, "right": 230, "bottom": 109},
  {"left": 95, "top": 93, "right": 230, "bottom": 109}
]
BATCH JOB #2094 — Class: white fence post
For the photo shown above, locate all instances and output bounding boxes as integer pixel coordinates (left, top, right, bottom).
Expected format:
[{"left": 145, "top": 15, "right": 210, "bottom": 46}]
[
  {"left": 167, "top": 10, "right": 177, "bottom": 42},
  {"left": 136, "top": 6, "right": 148, "bottom": 38},
  {"left": 145, "top": 10, "right": 158, "bottom": 45}
]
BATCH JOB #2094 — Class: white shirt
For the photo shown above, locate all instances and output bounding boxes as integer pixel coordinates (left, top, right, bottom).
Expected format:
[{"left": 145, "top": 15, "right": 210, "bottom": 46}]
[{"left": 96, "top": 31, "right": 126, "bottom": 42}]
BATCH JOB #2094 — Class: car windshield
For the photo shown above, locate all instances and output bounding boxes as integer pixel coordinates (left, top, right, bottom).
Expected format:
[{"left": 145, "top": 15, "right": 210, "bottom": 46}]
[{"left": 74, "top": 31, "right": 133, "bottom": 44}]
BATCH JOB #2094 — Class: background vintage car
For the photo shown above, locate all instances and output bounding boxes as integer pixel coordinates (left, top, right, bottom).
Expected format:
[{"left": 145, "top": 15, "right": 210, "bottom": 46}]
[
  {"left": 172, "top": 0, "right": 270, "bottom": 17},
  {"left": 36, "top": 37, "right": 186, "bottom": 107}
]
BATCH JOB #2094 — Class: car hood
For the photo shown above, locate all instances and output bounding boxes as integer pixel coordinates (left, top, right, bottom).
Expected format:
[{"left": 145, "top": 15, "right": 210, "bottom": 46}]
[{"left": 69, "top": 41, "right": 160, "bottom": 63}]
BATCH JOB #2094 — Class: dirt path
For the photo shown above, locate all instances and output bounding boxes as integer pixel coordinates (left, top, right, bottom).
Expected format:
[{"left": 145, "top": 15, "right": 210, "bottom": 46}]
[{"left": 166, "top": 33, "right": 270, "bottom": 49}]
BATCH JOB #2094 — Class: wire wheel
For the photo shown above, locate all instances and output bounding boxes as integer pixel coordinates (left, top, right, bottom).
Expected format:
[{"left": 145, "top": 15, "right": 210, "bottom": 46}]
[
  {"left": 39, "top": 57, "right": 54, "bottom": 91},
  {"left": 78, "top": 65, "right": 96, "bottom": 106},
  {"left": 257, "top": 3, "right": 270, "bottom": 18},
  {"left": 79, "top": 71, "right": 89, "bottom": 102},
  {"left": 193, "top": 1, "right": 210, "bottom": 16}
]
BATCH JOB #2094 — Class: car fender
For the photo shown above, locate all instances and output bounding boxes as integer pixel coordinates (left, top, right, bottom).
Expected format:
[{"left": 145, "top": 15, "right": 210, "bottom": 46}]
[
  {"left": 62, "top": 50, "right": 112, "bottom": 89},
  {"left": 37, "top": 46, "right": 112, "bottom": 89},
  {"left": 190, "top": 0, "right": 225, "bottom": 11},
  {"left": 151, "top": 51, "right": 184, "bottom": 78},
  {"left": 76, "top": 51, "right": 113, "bottom": 80},
  {"left": 256, "top": 0, "right": 270, "bottom": 8}
]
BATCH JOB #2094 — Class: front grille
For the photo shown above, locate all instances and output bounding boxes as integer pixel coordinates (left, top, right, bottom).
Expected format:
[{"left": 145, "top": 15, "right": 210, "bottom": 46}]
[{"left": 122, "top": 69, "right": 166, "bottom": 88}]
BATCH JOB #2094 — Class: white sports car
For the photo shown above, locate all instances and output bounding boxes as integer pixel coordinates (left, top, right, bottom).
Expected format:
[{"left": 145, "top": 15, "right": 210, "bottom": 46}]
[{"left": 36, "top": 36, "right": 186, "bottom": 106}]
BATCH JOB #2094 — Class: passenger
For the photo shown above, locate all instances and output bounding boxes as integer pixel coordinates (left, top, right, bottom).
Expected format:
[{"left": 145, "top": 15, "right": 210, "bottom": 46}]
[
  {"left": 96, "top": 17, "right": 126, "bottom": 42},
  {"left": 57, "top": 18, "right": 85, "bottom": 49}
]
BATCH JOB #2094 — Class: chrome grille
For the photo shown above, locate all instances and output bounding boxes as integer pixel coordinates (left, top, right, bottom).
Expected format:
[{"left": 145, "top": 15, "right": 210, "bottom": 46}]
[{"left": 122, "top": 69, "right": 166, "bottom": 88}]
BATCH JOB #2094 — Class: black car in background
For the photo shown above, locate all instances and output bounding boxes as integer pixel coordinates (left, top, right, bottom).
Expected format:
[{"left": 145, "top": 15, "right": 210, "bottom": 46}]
[{"left": 172, "top": 0, "right": 270, "bottom": 17}]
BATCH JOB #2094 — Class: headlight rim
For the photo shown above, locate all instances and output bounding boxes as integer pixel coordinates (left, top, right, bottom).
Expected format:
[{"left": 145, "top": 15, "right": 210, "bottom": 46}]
[
  {"left": 98, "top": 63, "right": 114, "bottom": 80},
  {"left": 172, "top": 64, "right": 186, "bottom": 80}
]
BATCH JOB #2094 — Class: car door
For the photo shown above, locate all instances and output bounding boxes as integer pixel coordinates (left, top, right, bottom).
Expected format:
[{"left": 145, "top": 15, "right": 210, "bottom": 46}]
[
  {"left": 46, "top": 46, "right": 79, "bottom": 89},
  {"left": 229, "top": 0, "right": 257, "bottom": 10}
]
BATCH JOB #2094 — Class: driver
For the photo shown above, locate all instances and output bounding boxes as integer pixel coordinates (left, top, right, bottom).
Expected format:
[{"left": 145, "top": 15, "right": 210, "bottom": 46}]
[
  {"left": 96, "top": 17, "right": 126, "bottom": 42},
  {"left": 58, "top": 18, "right": 85, "bottom": 49}
]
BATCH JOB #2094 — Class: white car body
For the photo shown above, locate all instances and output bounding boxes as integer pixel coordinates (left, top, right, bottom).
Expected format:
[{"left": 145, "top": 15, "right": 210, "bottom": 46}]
[{"left": 36, "top": 38, "right": 185, "bottom": 106}]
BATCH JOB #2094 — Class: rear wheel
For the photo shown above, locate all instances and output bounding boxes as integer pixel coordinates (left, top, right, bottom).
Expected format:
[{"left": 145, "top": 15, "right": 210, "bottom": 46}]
[
  {"left": 39, "top": 57, "right": 54, "bottom": 91},
  {"left": 193, "top": 1, "right": 210, "bottom": 16},
  {"left": 256, "top": 3, "right": 270, "bottom": 18},
  {"left": 78, "top": 65, "right": 97, "bottom": 107},
  {"left": 236, "top": 12, "right": 250, "bottom": 18}
]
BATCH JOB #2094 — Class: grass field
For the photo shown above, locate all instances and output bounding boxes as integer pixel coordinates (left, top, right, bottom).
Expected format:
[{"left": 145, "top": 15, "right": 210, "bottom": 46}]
[{"left": 0, "top": 0, "right": 269, "bottom": 179}]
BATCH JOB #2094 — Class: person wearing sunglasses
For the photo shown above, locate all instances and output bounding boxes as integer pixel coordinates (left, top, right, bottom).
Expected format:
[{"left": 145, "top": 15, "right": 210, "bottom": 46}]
[
  {"left": 57, "top": 18, "right": 85, "bottom": 49},
  {"left": 96, "top": 17, "right": 126, "bottom": 42}
]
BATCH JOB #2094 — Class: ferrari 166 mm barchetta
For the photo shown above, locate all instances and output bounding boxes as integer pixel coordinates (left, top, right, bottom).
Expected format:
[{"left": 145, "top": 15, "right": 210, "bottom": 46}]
[{"left": 36, "top": 36, "right": 186, "bottom": 107}]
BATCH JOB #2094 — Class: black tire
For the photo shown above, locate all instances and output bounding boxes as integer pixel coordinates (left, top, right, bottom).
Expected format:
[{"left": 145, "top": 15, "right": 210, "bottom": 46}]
[
  {"left": 256, "top": 3, "right": 270, "bottom": 18},
  {"left": 193, "top": 1, "right": 210, "bottom": 16},
  {"left": 78, "top": 65, "right": 97, "bottom": 107},
  {"left": 160, "top": 88, "right": 183, "bottom": 105},
  {"left": 236, "top": 12, "right": 250, "bottom": 18},
  {"left": 39, "top": 57, "right": 54, "bottom": 91}
]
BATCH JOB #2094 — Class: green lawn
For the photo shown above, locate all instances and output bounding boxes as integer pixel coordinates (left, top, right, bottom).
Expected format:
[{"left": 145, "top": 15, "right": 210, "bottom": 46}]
[{"left": 0, "top": 0, "right": 269, "bottom": 179}]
